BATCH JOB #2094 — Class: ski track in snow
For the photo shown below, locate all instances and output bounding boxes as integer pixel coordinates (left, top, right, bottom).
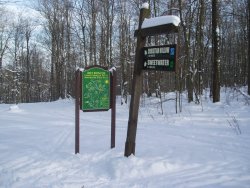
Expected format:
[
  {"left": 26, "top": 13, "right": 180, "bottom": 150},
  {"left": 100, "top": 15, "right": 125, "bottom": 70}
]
[{"left": 0, "top": 90, "right": 250, "bottom": 188}]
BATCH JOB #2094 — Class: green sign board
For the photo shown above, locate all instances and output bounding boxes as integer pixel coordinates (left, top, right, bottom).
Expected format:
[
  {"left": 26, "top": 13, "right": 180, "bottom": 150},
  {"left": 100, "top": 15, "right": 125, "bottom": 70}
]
[
  {"left": 143, "top": 44, "right": 177, "bottom": 71},
  {"left": 81, "top": 67, "right": 110, "bottom": 111}
]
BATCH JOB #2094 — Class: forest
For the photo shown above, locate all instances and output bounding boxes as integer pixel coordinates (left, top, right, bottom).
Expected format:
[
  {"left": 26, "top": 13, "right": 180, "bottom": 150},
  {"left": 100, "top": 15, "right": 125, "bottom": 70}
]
[{"left": 0, "top": 0, "right": 249, "bottom": 104}]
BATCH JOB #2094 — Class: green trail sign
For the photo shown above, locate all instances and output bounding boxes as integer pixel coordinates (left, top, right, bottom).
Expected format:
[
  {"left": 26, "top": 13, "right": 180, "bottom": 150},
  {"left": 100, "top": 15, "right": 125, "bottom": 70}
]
[
  {"left": 143, "top": 44, "right": 177, "bottom": 71},
  {"left": 81, "top": 67, "right": 110, "bottom": 111},
  {"left": 75, "top": 67, "right": 116, "bottom": 154}
]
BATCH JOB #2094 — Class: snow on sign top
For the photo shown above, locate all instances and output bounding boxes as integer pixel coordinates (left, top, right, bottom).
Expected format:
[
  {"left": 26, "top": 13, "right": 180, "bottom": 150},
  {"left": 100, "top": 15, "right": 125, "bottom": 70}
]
[
  {"left": 141, "top": 15, "right": 181, "bottom": 29},
  {"left": 141, "top": 2, "right": 149, "bottom": 9}
]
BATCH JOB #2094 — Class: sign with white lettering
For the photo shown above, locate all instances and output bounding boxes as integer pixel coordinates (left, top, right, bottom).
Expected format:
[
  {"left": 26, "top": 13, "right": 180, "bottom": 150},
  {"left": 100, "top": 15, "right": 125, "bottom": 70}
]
[
  {"left": 143, "top": 44, "right": 177, "bottom": 71},
  {"left": 81, "top": 67, "right": 110, "bottom": 111}
]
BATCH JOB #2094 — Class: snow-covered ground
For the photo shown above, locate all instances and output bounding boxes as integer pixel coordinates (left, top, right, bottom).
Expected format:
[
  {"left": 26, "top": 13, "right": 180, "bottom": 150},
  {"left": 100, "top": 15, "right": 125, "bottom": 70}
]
[{"left": 0, "top": 88, "right": 250, "bottom": 188}]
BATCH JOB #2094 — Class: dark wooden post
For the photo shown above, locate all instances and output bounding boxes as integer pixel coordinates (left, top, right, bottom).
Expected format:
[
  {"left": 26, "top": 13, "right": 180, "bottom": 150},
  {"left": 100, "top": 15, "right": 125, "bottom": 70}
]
[
  {"left": 212, "top": 0, "right": 220, "bottom": 102},
  {"left": 248, "top": 0, "right": 250, "bottom": 95},
  {"left": 75, "top": 69, "right": 80, "bottom": 154},
  {"left": 111, "top": 69, "right": 116, "bottom": 148},
  {"left": 124, "top": 7, "right": 150, "bottom": 157}
]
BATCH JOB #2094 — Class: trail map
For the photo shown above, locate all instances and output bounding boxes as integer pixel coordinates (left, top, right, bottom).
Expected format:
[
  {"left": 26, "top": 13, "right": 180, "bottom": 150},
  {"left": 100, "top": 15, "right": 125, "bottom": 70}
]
[{"left": 82, "top": 67, "right": 110, "bottom": 111}]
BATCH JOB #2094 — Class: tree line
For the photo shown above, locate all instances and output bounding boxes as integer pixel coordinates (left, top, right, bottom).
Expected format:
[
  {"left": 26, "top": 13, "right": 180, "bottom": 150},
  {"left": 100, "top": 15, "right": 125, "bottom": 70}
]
[{"left": 0, "top": 0, "right": 249, "bottom": 104}]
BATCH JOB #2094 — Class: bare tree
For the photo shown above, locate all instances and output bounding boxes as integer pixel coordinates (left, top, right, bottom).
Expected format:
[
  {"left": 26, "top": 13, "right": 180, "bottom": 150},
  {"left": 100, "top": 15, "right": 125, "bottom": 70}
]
[
  {"left": 117, "top": 0, "right": 127, "bottom": 104},
  {"left": 248, "top": 0, "right": 250, "bottom": 95},
  {"left": 178, "top": 0, "right": 195, "bottom": 102},
  {"left": 72, "top": 0, "right": 88, "bottom": 67},
  {"left": 23, "top": 20, "right": 33, "bottom": 102},
  {"left": 38, "top": 0, "right": 75, "bottom": 100},
  {"left": 0, "top": 8, "right": 12, "bottom": 102},
  {"left": 88, "top": 0, "right": 98, "bottom": 65},
  {"left": 0, "top": 10, "right": 11, "bottom": 69},
  {"left": 212, "top": 0, "right": 220, "bottom": 102},
  {"left": 98, "top": 0, "right": 114, "bottom": 67},
  {"left": 1, "top": 0, "right": 249, "bottom": 104},
  {"left": 194, "top": 0, "right": 205, "bottom": 103}
]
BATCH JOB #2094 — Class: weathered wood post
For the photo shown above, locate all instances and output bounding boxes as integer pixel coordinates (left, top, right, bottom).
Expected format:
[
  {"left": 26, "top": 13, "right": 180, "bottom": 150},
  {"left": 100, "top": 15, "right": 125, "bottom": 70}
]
[
  {"left": 75, "top": 69, "right": 80, "bottom": 154},
  {"left": 124, "top": 6, "right": 150, "bottom": 157},
  {"left": 111, "top": 69, "right": 116, "bottom": 148},
  {"left": 248, "top": 0, "right": 250, "bottom": 95}
]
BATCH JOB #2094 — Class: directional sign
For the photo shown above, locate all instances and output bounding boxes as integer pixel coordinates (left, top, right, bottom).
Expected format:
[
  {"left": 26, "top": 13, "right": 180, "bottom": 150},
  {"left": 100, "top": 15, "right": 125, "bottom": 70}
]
[
  {"left": 81, "top": 67, "right": 110, "bottom": 111},
  {"left": 143, "top": 44, "right": 177, "bottom": 71}
]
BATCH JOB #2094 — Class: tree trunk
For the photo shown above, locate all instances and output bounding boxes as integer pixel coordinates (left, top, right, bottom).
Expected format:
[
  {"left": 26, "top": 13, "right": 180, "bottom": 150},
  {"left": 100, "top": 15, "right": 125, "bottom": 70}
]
[
  {"left": 212, "top": 0, "right": 220, "bottom": 102},
  {"left": 178, "top": 0, "right": 193, "bottom": 102},
  {"left": 248, "top": 0, "right": 250, "bottom": 95},
  {"left": 25, "top": 27, "right": 31, "bottom": 103}
]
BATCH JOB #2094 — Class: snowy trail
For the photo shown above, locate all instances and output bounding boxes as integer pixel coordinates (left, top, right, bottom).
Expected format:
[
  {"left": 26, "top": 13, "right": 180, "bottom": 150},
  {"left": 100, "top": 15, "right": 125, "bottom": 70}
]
[{"left": 1, "top": 91, "right": 250, "bottom": 187}]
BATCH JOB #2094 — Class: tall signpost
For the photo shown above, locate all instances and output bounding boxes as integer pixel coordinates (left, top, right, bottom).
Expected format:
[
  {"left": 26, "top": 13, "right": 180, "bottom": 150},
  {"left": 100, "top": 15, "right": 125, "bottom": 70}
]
[
  {"left": 75, "top": 66, "right": 116, "bottom": 154},
  {"left": 124, "top": 7, "right": 150, "bottom": 157},
  {"left": 248, "top": 0, "right": 250, "bottom": 95},
  {"left": 75, "top": 70, "right": 80, "bottom": 154},
  {"left": 124, "top": 4, "right": 180, "bottom": 157}
]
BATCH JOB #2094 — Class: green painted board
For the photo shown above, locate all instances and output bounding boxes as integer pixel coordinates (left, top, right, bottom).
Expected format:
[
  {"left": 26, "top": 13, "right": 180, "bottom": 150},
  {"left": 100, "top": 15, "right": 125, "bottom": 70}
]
[
  {"left": 143, "top": 44, "right": 176, "bottom": 71},
  {"left": 82, "top": 67, "right": 110, "bottom": 111}
]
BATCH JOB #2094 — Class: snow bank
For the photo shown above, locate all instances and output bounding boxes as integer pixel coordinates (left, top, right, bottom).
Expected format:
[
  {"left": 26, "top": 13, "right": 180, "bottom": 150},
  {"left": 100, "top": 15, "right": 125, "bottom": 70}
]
[
  {"left": 8, "top": 105, "right": 22, "bottom": 113},
  {"left": 0, "top": 88, "right": 250, "bottom": 187}
]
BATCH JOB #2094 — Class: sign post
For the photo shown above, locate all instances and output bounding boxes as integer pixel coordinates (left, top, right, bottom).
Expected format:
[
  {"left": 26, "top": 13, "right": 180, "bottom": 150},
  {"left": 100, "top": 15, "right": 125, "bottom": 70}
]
[
  {"left": 124, "top": 5, "right": 179, "bottom": 157},
  {"left": 75, "top": 66, "right": 116, "bottom": 154},
  {"left": 75, "top": 69, "right": 80, "bottom": 154},
  {"left": 124, "top": 7, "right": 150, "bottom": 157},
  {"left": 110, "top": 69, "right": 116, "bottom": 148}
]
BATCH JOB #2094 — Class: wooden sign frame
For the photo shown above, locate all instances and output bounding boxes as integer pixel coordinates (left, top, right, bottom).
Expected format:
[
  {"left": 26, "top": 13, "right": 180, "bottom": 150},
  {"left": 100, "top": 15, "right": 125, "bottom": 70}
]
[{"left": 75, "top": 66, "right": 116, "bottom": 154}]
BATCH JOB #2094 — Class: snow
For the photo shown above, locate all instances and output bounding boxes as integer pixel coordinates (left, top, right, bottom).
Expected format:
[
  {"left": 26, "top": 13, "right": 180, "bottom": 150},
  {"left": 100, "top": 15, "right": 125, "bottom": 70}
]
[
  {"left": 109, "top": 66, "right": 116, "bottom": 73},
  {"left": 142, "top": 15, "right": 181, "bottom": 29},
  {"left": 141, "top": 3, "right": 149, "bottom": 9},
  {"left": 0, "top": 88, "right": 250, "bottom": 187},
  {"left": 8, "top": 105, "right": 22, "bottom": 113},
  {"left": 216, "top": 26, "right": 220, "bottom": 34}
]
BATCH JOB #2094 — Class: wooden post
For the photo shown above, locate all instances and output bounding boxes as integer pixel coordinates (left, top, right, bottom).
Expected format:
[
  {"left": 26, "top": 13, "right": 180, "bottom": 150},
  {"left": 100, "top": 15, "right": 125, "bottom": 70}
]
[
  {"left": 75, "top": 69, "right": 80, "bottom": 154},
  {"left": 248, "top": 0, "right": 250, "bottom": 95},
  {"left": 212, "top": 0, "right": 220, "bottom": 103},
  {"left": 124, "top": 7, "right": 150, "bottom": 157},
  {"left": 111, "top": 69, "right": 116, "bottom": 148}
]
